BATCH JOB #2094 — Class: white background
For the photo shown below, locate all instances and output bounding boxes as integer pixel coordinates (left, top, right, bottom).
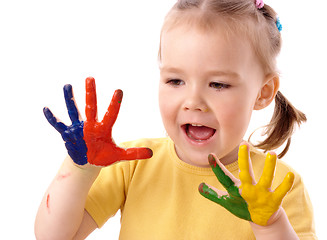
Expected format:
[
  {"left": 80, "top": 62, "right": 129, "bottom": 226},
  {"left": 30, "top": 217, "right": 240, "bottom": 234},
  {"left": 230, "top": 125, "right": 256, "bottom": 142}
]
[{"left": 0, "top": 0, "right": 326, "bottom": 239}]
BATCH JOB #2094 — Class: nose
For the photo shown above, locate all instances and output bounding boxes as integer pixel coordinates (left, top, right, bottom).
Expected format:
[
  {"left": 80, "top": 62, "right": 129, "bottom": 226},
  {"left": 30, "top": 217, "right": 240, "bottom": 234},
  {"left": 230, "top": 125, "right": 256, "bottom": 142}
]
[{"left": 183, "top": 88, "right": 209, "bottom": 112}]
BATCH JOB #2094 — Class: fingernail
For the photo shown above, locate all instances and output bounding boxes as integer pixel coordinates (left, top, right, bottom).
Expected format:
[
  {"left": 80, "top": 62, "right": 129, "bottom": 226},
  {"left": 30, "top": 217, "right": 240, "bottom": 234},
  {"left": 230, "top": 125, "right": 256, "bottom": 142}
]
[
  {"left": 86, "top": 77, "right": 96, "bottom": 88},
  {"left": 114, "top": 89, "right": 123, "bottom": 102},
  {"left": 86, "top": 76, "right": 95, "bottom": 82},
  {"left": 240, "top": 144, "right": 248, "bottom": 151},
  {"left": 198, "top": 182, "right": 206, "bottom": 193},
  {"left": 287, "top": 172, "right": 295, "bottom": 182},
  {"left": 198, "top": 182, "right": 210, "bottom": 194},
  {"left": 146, "top": 148, "right": 153, "bottom": 158},
  {"left": 267, "top": 152, "right": 277, "bottom": 162},
  {"left": 208, "top": 154, "right": 216, "bottom": 167}
]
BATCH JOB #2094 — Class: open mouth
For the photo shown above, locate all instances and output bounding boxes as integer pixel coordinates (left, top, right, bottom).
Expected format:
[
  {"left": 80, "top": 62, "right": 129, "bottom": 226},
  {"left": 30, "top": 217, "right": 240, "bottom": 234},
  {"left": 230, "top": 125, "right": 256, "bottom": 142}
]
[{"left": 182, "top": 124, "right": 216, "bottom": 142}]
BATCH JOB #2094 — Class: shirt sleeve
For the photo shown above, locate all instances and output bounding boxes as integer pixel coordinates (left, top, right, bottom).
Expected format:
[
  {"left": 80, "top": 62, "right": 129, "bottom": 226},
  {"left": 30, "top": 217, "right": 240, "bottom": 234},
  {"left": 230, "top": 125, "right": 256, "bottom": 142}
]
[
  {"left": 84, "top": 140, "right": 151, "bottom": 228},
  {"left": 85, "top": 160, "right": 132, "bottom": 228},
  {"left": 282, "top": 171, "right": 317, "bottom": 239}
]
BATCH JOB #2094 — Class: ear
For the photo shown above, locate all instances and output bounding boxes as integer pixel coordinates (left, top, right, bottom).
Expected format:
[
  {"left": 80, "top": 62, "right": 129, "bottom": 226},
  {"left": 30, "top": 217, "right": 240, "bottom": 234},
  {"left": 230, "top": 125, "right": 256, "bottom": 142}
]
[{"left": 254, "top": 74, "right": 279, "bottom": 110}]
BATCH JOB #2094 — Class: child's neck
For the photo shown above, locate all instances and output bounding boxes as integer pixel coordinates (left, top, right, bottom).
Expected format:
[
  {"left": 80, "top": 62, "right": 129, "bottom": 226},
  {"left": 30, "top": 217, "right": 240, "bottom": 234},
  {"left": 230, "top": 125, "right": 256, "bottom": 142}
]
[{"left": 219, "top": 145, "right": 239, "bottom": 166}]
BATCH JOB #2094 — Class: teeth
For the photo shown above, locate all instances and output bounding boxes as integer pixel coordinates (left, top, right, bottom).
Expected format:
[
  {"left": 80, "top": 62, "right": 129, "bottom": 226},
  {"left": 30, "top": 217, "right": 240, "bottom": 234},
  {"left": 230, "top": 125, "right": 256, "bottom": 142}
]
[{"left": 190, "top": 124, "right": 203, "bottom": 127}]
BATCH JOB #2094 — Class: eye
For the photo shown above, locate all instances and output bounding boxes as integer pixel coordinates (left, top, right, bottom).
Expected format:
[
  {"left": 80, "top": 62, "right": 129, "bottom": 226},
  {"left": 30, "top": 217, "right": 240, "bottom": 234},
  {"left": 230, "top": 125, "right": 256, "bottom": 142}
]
[
  {"left": 166, "top": 79, "right": 184, "bottom": 86},
  {"left": 209, "top": 82, "right": 230, "bottom": 90}
]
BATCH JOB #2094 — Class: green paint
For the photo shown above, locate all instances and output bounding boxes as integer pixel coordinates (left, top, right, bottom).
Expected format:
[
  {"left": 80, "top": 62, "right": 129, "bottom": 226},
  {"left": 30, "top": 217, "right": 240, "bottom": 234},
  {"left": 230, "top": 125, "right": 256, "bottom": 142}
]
[
  {"left": 198, "top": 155, "right": 252, "bottom": 222},
  {"left": 208, "top": 154, "right": 234, "bottom": 189}
]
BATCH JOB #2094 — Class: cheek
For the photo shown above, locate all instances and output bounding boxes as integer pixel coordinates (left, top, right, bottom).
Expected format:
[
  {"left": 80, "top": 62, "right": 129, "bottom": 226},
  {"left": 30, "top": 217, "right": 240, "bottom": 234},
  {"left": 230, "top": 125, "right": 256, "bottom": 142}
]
[
  {"left": 158, "top": 88, "right": 176, "bottom": 126},
  {"left": 217, "top": 96, "right": 254, "bottom": 135},
  {"left": 159, "top": 102, "right": 170, "bottom": 125}
]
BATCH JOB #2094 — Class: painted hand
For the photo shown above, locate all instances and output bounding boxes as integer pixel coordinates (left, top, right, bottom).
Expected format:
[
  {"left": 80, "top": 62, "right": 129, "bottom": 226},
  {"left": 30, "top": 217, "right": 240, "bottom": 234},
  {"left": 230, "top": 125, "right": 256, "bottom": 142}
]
[
  {"left": 43, "top": 77, "right": 153, "bottom": 166},
  {"left": 83, "top": 77, "right": 153, "bottom": 166},
  {"left": 199, "top": 144, "right": 294, "bottom": 226},
  {"left": 44, "top": 84, "right": 87, "bottom": 165}
]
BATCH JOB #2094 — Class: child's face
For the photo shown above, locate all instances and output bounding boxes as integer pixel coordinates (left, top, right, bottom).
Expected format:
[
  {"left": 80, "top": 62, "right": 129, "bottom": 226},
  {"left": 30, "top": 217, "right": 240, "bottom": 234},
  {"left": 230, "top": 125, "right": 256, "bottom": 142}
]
[{"left": 159, "top": 25, "right": 266, "bottom": 167}]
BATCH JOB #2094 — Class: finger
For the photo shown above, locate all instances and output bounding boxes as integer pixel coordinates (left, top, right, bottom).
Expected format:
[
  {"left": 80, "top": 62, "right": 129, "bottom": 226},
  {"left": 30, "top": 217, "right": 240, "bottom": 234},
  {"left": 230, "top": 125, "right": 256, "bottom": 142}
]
[
  {"left": 198, "top": 182, "right": 227, "bottom": 205},
  {"left": 238, "top": 143, "right": 256, "bottom": 185},
  {"left": 85, "top": 77, "right": 98, "bottom": 122},
  {"left": 199, "top": 182, "right": 252, "bottom": 222},
  {"left": 88, "top": 147, "right": 153, "bottom": 166},
  {"left": 63, "top": 84, "right": 80, "bottom": 124},
  {"left": 102, "top": 89, "right": 123, "bottom": 129},
  {"left": 273, "top": 172, "right": 294, "bottom": 203},
  {"left": 119, "top": 147, "right": 153, "bottom": 161},
  {"left": 208, "top": 154, "right": 239, "bottom": 190},
  {"left": 43, "top": 107, "right": 67, "bottom": 133},
  {"left": 257, "top": 152, "right": 277, "bottom": 189}
]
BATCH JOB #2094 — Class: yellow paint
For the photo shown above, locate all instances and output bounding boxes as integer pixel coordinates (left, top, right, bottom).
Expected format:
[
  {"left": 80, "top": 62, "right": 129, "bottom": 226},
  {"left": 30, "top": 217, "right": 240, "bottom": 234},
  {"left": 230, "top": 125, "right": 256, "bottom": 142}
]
[
  {"left": 238, "top": 145, "right": 295, "bottom": 226},
  {"left": 238, "top": 144, "right": 253, "bottom": 185}
]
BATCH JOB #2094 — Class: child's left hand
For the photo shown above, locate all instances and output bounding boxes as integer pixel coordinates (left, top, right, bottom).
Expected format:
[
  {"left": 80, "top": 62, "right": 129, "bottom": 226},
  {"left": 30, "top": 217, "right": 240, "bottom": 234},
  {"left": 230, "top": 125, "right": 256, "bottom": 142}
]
[{"left": 198, "top": 143, "right": 294, "bottom": 226}]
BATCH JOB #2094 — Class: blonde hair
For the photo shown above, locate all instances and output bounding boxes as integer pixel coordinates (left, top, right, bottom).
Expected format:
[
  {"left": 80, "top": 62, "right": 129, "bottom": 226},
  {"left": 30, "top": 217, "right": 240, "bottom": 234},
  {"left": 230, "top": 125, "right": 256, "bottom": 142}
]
[{"left": 159, "top": 0, "right": 306, "bottom": 158}]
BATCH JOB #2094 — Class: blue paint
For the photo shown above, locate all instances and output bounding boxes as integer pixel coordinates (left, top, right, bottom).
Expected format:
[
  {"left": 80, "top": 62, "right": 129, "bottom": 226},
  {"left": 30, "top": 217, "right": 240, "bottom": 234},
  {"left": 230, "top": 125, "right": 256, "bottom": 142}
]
[
  {"left": 43, "top": 84, "right": 88, "bottom": 165},
  {"left": 64, "top": 84, "right": 80, "bottom": 124}
]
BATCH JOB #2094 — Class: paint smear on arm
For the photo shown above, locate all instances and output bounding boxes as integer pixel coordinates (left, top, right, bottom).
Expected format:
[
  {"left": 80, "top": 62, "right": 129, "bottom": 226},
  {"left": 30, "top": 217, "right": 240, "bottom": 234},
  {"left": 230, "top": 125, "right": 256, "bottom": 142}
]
[
  {"left": 46, "top": 194, "right": 50, "bottom": 214},
  {"left": 56, "top": 172, "right": 72, "bottom": 181}
]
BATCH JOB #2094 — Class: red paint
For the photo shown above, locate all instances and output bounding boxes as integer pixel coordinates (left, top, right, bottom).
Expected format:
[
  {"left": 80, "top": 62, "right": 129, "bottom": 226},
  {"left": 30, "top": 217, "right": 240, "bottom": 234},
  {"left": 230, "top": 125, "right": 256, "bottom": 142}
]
[
  {"left": 208, "top": 154, "right": 217, "bottom": 168},
  {"left": 83, "top": 77, "right": 153, "bottom": 166},
  {"left": 198, "top": 183, "right": 210, "bottom": 195},
  {"left": 199, "top": 183, "right": 205, "bottom": 193},
  {"left": 46, "top": 194, "right": 50, "bottom": 214},
  {"left": 57, "top": 173, "right": 71, "bottom": 181}
]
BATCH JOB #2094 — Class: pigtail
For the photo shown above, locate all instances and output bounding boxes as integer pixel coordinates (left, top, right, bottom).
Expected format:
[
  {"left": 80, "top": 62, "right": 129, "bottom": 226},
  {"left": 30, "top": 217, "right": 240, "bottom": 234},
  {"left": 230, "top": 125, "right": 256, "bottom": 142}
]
[{"left": 250, "top": 91, "right": 307, "bottom": 158}]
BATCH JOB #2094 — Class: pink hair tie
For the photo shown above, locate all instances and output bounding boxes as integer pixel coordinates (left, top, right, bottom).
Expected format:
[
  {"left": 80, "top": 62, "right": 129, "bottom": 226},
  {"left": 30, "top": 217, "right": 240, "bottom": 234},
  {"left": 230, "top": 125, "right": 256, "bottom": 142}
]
[{"left": 255, "top": 0, "right": 264, "bottom": 9}]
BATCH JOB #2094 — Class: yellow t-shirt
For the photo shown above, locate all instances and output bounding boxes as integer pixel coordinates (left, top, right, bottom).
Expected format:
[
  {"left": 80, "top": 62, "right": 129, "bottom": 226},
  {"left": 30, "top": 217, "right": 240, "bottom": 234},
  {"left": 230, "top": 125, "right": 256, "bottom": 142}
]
[{"left": 85, "top": 138, "right": 317, "bottom": 239}]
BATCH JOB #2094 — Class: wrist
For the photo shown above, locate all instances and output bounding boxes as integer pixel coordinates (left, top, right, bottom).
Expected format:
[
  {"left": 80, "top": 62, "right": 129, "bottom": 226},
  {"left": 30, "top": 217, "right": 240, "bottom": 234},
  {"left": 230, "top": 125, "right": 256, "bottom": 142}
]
[
  {"left": 64, "top": 156, "right": 101, "bottom": 184},
  {"left": 250, "top": 208, "right": 299, "bottom": 240}
]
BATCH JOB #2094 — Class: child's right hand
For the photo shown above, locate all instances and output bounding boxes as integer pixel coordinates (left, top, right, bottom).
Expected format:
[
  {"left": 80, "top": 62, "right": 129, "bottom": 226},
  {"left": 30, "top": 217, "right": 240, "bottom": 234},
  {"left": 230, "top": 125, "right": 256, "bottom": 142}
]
[{"left": 43, "top": 77, "right": 153, "bottom": 167}]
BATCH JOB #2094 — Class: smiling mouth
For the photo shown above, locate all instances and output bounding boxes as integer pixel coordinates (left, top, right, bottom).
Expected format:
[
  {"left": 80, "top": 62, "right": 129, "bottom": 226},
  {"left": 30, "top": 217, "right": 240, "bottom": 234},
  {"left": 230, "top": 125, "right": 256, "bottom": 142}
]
[{"left": 182, "top": 124, "right": 216, "bottom": 142}]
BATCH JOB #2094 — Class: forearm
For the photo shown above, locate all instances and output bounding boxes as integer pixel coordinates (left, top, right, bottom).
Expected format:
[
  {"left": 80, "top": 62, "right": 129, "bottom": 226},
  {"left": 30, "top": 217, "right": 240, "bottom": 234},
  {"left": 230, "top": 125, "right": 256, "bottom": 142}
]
[
  {"left": 250, "top": 208, "right": 299, "bottom": 240},
  {"left": 35, "top": 156, "right": 100, "bottom": 240}
]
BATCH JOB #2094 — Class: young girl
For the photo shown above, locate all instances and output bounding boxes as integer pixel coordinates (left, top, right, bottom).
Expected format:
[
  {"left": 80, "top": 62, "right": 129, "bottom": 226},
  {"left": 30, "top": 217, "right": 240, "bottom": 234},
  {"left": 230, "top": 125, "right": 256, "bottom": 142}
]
[{"left": 35, "top": 0, "right": 316, "bottom": 239}]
